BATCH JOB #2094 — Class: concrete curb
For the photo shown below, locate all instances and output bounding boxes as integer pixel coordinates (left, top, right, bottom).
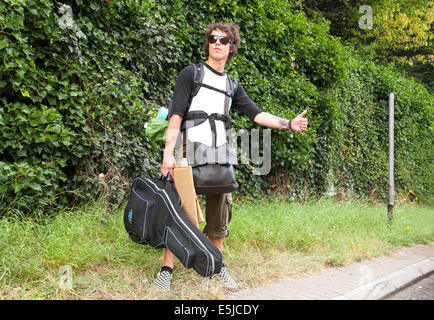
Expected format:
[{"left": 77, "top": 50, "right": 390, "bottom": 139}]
[{"left": 332, "top": 257, "right": 434, "bottom": 300}]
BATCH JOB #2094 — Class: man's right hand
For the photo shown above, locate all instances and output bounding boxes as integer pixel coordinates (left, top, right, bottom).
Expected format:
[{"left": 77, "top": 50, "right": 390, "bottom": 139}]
[
  {"left": 161, "top": 153, "right": 177, "bottom": 179},
  {"left": 161, "top": 114, "right": 183, "bottom": 178}
]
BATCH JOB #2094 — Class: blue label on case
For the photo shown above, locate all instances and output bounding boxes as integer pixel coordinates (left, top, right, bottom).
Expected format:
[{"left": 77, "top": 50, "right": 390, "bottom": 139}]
[{"left": 128, "top": 209, "right": 133, "bottom": 224}]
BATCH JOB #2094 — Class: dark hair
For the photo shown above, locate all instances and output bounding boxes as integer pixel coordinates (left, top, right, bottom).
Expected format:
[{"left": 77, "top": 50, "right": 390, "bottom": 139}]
[{"left": 204, "top": 22, "right": 241, "bottom": 63}]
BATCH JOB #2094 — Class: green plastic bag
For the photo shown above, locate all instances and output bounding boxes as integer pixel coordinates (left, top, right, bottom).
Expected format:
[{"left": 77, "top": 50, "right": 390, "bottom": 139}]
[{"left": 145, "top": 118, "right": 168, "bottom": 143}]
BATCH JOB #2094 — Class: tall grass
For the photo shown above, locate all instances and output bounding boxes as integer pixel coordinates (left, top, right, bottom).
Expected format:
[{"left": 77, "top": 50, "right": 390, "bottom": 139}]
[
  {"left": 227, "top": 198, "right": 433, "bottom": 266},
  {"left": 0, "top": 197, "right": 432, "bottom": 299}
]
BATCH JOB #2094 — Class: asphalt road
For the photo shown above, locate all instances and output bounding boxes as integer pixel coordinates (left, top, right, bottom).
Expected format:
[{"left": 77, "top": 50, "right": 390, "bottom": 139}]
[{"left": 385, "top": 274, "right": 434, "bottom": 300}]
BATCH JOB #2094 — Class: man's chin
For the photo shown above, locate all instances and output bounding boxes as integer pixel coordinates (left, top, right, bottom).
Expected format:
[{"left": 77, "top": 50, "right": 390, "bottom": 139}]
[{"left": 211, "top": 54, "right": 228, "bottom": 62}]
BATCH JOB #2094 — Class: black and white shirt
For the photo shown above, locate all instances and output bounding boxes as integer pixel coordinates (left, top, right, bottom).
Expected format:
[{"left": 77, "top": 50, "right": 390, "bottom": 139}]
[{"left": 169, "top": 63, "right": 263, "bottom": 148}]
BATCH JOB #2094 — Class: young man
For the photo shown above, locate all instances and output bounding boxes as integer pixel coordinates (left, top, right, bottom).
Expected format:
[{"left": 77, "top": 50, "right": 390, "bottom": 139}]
[{"left": 153, "top": 22, "right": 308, "bottom": 291}]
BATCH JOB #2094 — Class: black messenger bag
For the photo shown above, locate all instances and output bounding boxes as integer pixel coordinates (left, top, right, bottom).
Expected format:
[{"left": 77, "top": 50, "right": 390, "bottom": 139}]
[
  {"left": 192, "top": 163, "right": 238, "bottom": 194},
  {"left": 123, "top": 175, "right": 223, "bottom": 277}
]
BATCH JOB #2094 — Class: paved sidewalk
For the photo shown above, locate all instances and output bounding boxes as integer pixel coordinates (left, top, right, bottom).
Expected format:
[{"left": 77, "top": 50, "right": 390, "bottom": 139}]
[{"left": 225, "top": 244, "right": 434, "bottom": 300}]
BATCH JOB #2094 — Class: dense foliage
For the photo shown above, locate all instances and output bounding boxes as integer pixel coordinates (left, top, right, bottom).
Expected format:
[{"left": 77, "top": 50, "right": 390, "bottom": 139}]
[
  {"left": 299, "top": 0, "right": 433, "bottom": 89},
  {"left": 1, "top": 0, "right": 432, "bottom": 214}
]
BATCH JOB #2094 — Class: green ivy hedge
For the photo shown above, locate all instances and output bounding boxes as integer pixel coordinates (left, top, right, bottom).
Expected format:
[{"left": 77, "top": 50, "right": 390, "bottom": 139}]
[{"left": 1, "top": 0, "right": 432, "bottom": 215}]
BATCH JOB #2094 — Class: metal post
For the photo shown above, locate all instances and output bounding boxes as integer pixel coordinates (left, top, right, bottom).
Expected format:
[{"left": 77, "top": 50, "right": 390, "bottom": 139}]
[{"left": 388, "top": 92, "right": 395, "bottom": 224}]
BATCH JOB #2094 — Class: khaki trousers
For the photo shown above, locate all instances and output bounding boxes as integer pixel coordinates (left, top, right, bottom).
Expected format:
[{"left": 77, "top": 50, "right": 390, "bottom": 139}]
[{"left": 202, "top": 193, "right": 232, "bottom": 238}]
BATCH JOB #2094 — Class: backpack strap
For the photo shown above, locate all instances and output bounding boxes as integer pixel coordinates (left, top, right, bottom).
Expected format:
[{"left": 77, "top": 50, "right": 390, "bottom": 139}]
[
  {"left": 191, "top": 63, "right": 204, "bottom": 98},
  {"left": 180, "top": 111, "right": 229, "bottom": 149},
  {"left": 224, "top": 75, "right": 238, "bottom": 118},
  {"left": 191, "top": 63, "right": 235, "bottom": 98}
]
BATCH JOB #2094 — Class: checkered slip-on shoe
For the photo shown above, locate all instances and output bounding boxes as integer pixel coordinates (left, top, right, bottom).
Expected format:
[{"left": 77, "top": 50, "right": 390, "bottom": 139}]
[
  {"left": 214, "top": 266, "right": 238, "bottom": 288},
  {"left": 153, "top": 269, "right": 172, "bottom": 291}
]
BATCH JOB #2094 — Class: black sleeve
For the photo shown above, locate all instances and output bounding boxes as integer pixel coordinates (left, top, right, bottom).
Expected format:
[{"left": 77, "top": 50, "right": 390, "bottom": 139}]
[
  {"left": 231, "top": 82, "right": 263, "bottom": 122},
  {"left": 168, "top": 65, "right": 195, "bottom": 119}
]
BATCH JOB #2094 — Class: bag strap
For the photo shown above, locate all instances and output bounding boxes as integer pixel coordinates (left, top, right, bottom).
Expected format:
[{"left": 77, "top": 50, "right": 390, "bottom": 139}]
[
  {"left": 191, "top": 63, "right": 235, "bottom": 98},
  {"left": 191, "top": 63, "right": 204, "bottom": 98}
]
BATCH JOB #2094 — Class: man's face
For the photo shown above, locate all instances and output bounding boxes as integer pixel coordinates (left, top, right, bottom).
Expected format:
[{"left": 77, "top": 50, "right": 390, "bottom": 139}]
[{"left": 208, "top": 29, "right": 231, "bottom": 63}]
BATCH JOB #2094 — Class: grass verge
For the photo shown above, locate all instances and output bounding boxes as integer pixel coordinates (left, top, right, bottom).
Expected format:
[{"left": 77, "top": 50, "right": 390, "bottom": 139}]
[{"left": 0, "top": 196, "right": 433, "bottom": 299}]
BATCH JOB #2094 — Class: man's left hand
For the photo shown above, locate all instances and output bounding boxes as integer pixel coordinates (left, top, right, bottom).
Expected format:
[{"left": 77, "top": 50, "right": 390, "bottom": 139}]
[{"left": 291, "top": 109, "right": 308, "bottom": 131}]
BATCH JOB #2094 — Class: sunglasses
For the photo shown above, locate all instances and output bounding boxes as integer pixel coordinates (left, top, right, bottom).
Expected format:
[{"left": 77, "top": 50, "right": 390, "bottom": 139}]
[{"left": 208, "top": 35, "right": 232, "bottom": 45}]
